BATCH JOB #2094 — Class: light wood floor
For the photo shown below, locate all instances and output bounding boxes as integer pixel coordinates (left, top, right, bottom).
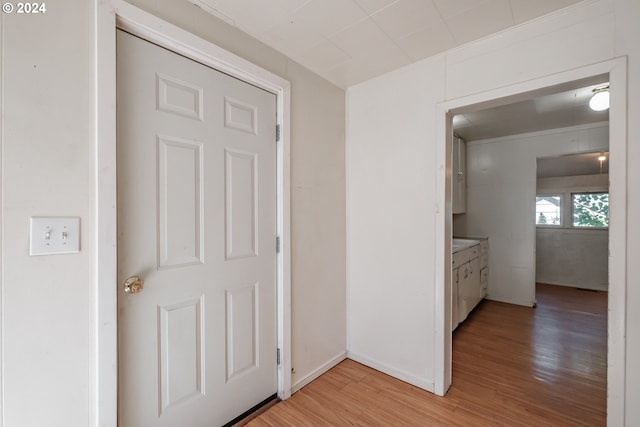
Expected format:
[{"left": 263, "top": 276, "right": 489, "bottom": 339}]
[{"left": 246, "top": 283, "right": 607, "bottom": 426}]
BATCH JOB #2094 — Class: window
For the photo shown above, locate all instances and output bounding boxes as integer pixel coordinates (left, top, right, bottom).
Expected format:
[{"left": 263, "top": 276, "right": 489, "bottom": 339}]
[
  {"left": 536, "top": 195, "right": 561, "bottom": 226},
  {"left": 572, "top": 192, "right": 609, "bottom": 228}
]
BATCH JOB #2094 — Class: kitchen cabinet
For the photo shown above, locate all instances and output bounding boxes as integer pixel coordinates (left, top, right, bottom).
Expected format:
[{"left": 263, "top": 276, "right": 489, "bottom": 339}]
[
  {"left": 458, "top": 255, "right": 480, "bottom": 323},
  {"left": 452, "top": 136, "right": 466, "bottom": 214},
  {"left": 452, "top": 238, "right": 488, "bottom": 331}
]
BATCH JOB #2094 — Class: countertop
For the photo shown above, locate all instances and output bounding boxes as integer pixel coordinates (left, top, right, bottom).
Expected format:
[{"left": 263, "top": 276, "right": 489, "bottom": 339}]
[{"left": 452, "top": 238, "right": 481, "bottom": 253}]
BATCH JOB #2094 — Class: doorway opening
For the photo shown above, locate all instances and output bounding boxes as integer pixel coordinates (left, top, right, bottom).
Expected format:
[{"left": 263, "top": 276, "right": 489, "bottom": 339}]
[{"left": 435, "top": 59, "right": 627, "bottom": 425}]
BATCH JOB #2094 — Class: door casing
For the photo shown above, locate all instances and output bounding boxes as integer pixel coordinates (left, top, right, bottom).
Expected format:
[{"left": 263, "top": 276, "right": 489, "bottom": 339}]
[{"left": 94, "top": 2, "right": 292, "bottom": 425}]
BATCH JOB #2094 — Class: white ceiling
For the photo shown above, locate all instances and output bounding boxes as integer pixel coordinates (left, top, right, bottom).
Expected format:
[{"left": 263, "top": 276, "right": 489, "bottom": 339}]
[
  {"left": 454, "top": 75, "right": 610, "bottom": 179},
  {"left": 187, "top": 0, "right": 606, "bottom": 178},
  {"left": 190, "top": 0, "right": 584, "bottom": 88},
  {"left": 537, "top": 152, "right": 609, "bottom": 178},
  {"left": 453, "top": 81, "right": 610, "bottom": 141}
]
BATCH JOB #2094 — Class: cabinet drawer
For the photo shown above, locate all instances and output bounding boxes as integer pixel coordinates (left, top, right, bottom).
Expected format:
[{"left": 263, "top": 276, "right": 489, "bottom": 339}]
[
  {"left": 469, "top": 245, "right": 479, "bottom": 259},
  {"left": 452, "top": 251, "right": 465, "bottom": 268},
  {"left": 453, "top": 244, "right": 480, "bottom": 268}
]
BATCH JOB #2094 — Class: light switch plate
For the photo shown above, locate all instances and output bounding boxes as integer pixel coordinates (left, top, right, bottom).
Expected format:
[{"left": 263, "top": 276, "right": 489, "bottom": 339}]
[{"left": 30, "top": 217, "right": 81, "bottom": 256}]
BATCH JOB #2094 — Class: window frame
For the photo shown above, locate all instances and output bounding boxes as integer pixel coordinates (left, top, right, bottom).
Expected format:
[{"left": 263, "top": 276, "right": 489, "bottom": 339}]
[{"left": 535, "top": 194, "right": 563, "bottom": 227}]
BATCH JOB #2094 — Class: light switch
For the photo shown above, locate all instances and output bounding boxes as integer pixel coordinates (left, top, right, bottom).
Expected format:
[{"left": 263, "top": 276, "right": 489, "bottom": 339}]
[{"left": 30, "top": 217, "right": 80, "bottom": 256}]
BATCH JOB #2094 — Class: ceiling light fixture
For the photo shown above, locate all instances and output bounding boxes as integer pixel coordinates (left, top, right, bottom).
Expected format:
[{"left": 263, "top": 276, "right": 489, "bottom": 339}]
[
  {"left": 598, "top": 153, "right": 607, "bottom": 174},
  {"left": 589, "top": 85, "right": 610, "bottom": 111}
]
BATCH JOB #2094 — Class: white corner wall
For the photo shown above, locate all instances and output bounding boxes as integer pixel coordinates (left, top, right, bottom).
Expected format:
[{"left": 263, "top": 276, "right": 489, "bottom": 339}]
[
  {"left": 457, "top": 124, "right": 609, "bottom": 305},
  {"left": 347, "top": 59, "right": 444, "bottom": 390},
  {"left": 347, "top": 0, "right": 639, "bottom": 424}
]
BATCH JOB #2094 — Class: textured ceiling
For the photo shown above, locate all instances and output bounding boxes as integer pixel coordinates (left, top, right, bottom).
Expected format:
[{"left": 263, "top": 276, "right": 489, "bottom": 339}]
[{"left": 190, "top": 0, "right": 584, "bottom": 89}]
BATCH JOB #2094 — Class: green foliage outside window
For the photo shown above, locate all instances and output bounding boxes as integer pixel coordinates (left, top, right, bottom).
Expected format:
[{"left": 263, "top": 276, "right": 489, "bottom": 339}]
[{"left": 573, "top": 193, "right": 609, "bottom": 228}]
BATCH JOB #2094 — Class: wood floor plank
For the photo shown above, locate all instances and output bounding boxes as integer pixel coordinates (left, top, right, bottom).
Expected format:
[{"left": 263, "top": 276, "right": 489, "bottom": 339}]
[{"left": 245, "top": 284, "right": 607, "bottom": 426}]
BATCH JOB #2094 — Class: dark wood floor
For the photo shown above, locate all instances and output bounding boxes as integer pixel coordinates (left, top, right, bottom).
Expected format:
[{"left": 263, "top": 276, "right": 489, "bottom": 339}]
[{"left": 246, "top": 283, "right": 607, "bottom": 426}]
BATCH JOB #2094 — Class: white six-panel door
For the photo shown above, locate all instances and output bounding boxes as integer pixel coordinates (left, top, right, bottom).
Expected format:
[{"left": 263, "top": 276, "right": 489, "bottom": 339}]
[{"left": 116, "top": 29, "right": 277, "bottom": 426}]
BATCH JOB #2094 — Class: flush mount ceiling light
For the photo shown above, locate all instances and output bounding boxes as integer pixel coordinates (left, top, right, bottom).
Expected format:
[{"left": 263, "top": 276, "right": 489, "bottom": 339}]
[{"left": 589, "top": 85, "right": 610, "bottom": 111}]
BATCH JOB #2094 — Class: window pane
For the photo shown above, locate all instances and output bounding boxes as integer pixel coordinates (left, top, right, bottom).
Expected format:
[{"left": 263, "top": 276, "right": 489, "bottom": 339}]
[
  {"left": 536, "top": 196, "right": 561, "bottom": 225},
  {"left": 572, "top": 193, "right": 609, "bottom": 228}
]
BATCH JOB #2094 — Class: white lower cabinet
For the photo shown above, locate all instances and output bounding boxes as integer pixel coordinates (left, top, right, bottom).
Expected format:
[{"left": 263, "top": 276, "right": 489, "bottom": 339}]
[
  {"left": 458, "top": 257, "right": 481, "bottom": 323},
  {"left": 452, "top": 239, "right": 488, "bottom": 331}
]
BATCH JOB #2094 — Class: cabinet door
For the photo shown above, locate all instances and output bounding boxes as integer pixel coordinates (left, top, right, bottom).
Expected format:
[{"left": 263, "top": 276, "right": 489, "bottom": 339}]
[
  {"left": 452, "top": 137, "right": 466, "bottom": 214},
  {"left": 459, "top": 257, "right": 482, "bottom": 323},
  {"left": 469, "top": 257, "right": 481, "bottom": 305},
  {"left": 452, "top": 268, "right": 459, "bottom": 332},
  {"left": 458, "top": 263, "right": 470, "bottom": 323}
]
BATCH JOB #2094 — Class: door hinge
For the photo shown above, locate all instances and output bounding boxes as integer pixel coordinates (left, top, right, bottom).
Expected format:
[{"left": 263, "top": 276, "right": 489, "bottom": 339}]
[
  {"left": 276, "top": 236, "right": 281, "bottom": 253},
  {"left": 276, "top": 124, "right": 281, "bottom": 142},
  {"left": 277, "top": 348, "right": 281, "bottom": 365}
]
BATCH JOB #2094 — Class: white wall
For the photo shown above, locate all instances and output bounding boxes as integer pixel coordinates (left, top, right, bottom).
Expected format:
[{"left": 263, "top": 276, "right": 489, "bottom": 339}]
[
  {"left": 347, "top": 59, "right": 443, "bottom": 390},
  {"left": 536, "top": 173, "right": 609, "bottom": 291},
  {"left": 536, "top": 228, "right": 608, "bottom": 290},
  {"left": 1, "top": 3, "right": 94, "bottom": 426},
  {"left": 455, "top": 124, "right": 608, "bottom": 305},
  {"left": 1, "top": 0, "right": 345, "bottom": 425},
  {"left": 347, "top": 0, "right": 639, "bottom": 423}
]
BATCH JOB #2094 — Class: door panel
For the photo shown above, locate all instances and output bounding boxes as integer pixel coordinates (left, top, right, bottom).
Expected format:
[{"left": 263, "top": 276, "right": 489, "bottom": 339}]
[
  {"left": 117, "top": 29, "right": 277, "bottom": 427},
  {"left": 225, "top": 149, "right": 258, "bottom": 260},
  {"left": 157, "top": 135, "right": 204, "bottom": 268}
]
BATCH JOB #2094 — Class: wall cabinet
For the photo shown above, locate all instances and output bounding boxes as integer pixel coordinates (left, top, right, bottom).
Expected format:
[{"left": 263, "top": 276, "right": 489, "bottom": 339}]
[{"left": 452, "top": 136, "right": 466, "bottom": 214}]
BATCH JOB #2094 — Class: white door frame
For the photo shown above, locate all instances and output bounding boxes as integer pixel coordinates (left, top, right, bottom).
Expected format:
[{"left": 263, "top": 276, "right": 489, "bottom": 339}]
[
  {"left": 94, "top": 2, "right": 292, "bottom": 425},
  {"left": 434, "top": 57, "right": 627, "bottom": 426}
]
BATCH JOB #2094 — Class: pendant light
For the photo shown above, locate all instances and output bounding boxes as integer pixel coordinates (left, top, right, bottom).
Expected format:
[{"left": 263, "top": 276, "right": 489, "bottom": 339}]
[
  {"left": 598, "top": 153, "right": 606, "bottom": 174},
  {"left": 589, "top": 85, "right": 610, "bottom": 111}
]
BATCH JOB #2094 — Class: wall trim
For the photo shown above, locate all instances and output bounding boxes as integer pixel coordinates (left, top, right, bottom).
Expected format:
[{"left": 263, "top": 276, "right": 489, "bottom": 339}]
[
  {"left": 536, "top": 281, "right": 608, "bottom": 292},
  {"left": 347, "top": 352, "right": 435, "bottom": 393},
  {"left": 291, "top": 352, "right": 347, "bottom": 394},
  {"left": 0, "top": 8, "right": 4, "bottom": 425},
  {"left": 95, "top": 1, "right": 292, "bottom": 425},
  {"left": 435, "top": 57, "right": 627, "bottom": 425}
]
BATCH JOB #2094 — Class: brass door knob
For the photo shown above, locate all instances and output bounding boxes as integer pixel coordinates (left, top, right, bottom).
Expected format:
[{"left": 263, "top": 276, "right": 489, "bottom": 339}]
[{"left": 123, "top": 276, "right": 144, "bottom": 294}]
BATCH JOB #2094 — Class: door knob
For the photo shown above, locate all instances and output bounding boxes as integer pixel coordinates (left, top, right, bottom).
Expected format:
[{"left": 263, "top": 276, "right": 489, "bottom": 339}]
[{"left": 123, "top": 276, "right": 144, "bottom": 294}]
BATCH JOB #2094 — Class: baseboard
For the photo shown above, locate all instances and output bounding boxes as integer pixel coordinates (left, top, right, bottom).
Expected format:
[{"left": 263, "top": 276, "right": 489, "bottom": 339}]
[
  {"left": 346, "top": 352, "right": 435, "bottom": 393},
  {"left": 484, "top": 295, "right": 535, "bottom": 307},
  {"left": 291, "top": 351, "right": 347, "bottom": 394},
  {"left": 538, "top": 281, "right": 608, "bottom": 292}
]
